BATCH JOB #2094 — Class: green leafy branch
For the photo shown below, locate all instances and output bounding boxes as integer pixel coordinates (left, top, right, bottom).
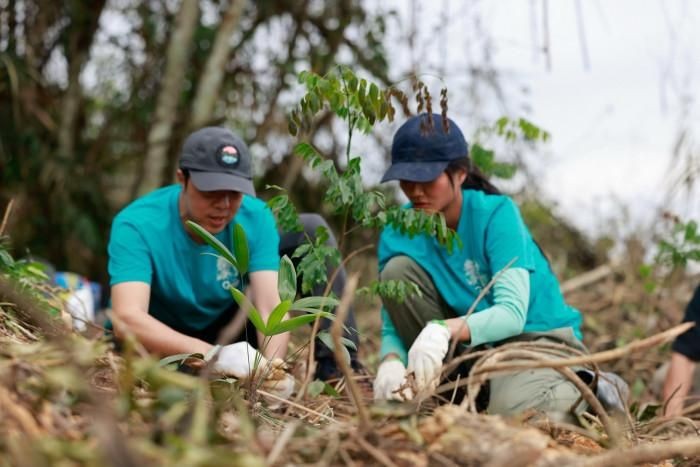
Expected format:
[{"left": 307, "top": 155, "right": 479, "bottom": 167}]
[
  {"left": 0, "top": 234, "right": 60, "bottom": 316},
  {"left": 639, "top": 217, "right": 699, "bottom": 293},
  {"left": 656, "top": 218, "right": 700, "bottom": 267},
  {"left": 289, "top": 66, "right": 393, "bottom": 146},
  {"left": 471, "top": 117, "right": 550, "bottom": 180},
  {"left": 265, "top": 185, "right": 303, "bottom": 233},
  {"left": 292, "top": 226, "right": 342, "bottom": 295}
]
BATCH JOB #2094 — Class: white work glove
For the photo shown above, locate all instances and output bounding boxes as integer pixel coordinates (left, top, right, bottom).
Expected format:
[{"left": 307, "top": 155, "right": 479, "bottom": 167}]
[
  {"left": 374, "top": 359, "right": 414, "bottom": 401},
  {"left": 407, "top": 321, "right": 451, "bottom": 393},
  {"left": 213, "top": 342, "right": 267, "bottom": 379},
  {"left": 258, "top": 359, "right": 296, "bottom": 401},
  {"left": 213, "top": 344, "right": 296, "bottom": 406}
]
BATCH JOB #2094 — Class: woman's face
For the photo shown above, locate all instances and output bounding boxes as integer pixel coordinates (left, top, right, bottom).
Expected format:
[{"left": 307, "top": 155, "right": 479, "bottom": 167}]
[{"left": 399, "top": 170, "right": 466, "bottom": 214}]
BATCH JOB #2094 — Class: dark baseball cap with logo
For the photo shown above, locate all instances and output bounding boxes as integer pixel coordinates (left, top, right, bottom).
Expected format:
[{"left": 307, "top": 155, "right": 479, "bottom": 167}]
[
  {"left": 381, "top": 113, "right": 468, "bottom": 183},
  {"left": 179, "top": 126, "right": 255, "bottom": 196}
]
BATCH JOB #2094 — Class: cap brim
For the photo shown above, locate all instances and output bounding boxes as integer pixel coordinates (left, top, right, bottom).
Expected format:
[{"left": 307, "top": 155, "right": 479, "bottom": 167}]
[
  {"left": 380, "top": 161, "right": 450, "bottom": 183},
  {"left": 190, "top": 171, "right": 256, "bottom": 196}
]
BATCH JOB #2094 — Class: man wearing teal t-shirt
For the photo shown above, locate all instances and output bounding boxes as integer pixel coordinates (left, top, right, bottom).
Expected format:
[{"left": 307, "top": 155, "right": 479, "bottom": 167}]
[{"left": 108, "top": 127, "right": 359, "bottom": 395}]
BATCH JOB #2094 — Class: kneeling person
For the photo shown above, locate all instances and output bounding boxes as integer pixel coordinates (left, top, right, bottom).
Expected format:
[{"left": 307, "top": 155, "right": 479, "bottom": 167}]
[
  {"left": 374, "top": 114, "right": 627, "bottom": 420},
  {"left": 108, "top": 127, "right": 290, "bottom": 395}
]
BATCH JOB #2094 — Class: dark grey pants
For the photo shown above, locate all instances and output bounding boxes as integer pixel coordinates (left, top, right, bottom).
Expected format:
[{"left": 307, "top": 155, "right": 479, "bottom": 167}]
[{"left": 380, "top": 255, "right": 587, "bottom": 420}]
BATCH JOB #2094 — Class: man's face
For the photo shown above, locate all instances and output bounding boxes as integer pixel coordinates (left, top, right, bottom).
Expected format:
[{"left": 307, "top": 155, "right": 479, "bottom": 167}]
[{"left": 178, "top": 170, "right": 243, "bottom": 235}]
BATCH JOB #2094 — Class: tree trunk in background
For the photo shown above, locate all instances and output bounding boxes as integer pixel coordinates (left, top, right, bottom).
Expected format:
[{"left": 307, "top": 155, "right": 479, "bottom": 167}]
[
  {"left": 57, "top": 1, "right": 106, "bottom": 165},
  {"left": 137, "top": 0, "right": 199, "bottom": 196},
  {"left": 0, "top": 0, "right": 394, "bottom": 282},
  {"left": 189, "top": 0, "right": 247, "bottom": 131}
]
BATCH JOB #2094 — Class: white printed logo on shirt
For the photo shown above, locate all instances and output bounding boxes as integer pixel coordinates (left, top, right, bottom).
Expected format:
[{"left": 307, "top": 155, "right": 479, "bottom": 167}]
[
  {"left": 217, "top": 257, "right": 240, "bottom": 290},
  {"left": 463, "top": 259, "right": 489, "bottom": 292}
]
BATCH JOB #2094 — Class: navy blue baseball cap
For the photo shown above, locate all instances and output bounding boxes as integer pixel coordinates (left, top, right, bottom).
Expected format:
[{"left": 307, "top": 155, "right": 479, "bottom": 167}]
[
  {"left": 179, "top": 127, "right": 255, "bottom": 196},
  {"left": 381, "top": 113, "right": 468, "bottom": 183}
]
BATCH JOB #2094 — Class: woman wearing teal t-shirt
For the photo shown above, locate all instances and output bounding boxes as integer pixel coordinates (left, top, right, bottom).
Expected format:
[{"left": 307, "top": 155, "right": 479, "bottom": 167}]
[{"left": 374, "top": 113, "right": 627, "bottom": 419}]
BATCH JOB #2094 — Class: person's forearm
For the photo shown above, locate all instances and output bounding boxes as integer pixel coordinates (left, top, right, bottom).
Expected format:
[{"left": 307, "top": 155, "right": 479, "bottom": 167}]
[
  {"left": 443, "top": 268, "right": 528, "bottom": 346},
  {"left": 113, "top": 310, "right": 211, "bottom": 356},
  {"left": 258, "top": 331, "right": 289, "bottom": 360},
  {"left": 255, "top": 305, "right": 289, "bottom": 359},
  {"left": 663, "top": 352, "right": 696, "bottom": 416}
]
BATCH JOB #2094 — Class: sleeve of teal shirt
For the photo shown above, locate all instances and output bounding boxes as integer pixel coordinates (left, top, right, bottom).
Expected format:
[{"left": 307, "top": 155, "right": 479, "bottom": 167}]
[
  {"left": 465, "top": 268, "right": 530, "bottom": 347},
  {"left": 108, "top": 217, "right": 152, "bottom": 286},
  {"left": 247, "top": 201, "right": 280, "bottom": 272},
  {"left": 485, "top": 198, "right": 535, "bottom": 272},
  {"left": 380, "top": 307, "right": 408, "bottom": 365}
]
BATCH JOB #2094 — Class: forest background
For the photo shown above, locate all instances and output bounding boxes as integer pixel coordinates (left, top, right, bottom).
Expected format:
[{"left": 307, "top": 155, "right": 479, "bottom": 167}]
[{"left": 2, "top": 0, "right": 699, "bottom": 288}]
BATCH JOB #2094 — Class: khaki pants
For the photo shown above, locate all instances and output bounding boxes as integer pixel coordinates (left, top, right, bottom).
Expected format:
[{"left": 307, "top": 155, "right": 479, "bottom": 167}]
[{"left": 381, "top": 255, "right": 588, "bottom": 420}]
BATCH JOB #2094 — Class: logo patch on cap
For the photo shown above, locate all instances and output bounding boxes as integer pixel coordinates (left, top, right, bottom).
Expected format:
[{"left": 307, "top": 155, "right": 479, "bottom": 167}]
[{"left": 217, "top": 145, "right": 240, "bottom": 168}]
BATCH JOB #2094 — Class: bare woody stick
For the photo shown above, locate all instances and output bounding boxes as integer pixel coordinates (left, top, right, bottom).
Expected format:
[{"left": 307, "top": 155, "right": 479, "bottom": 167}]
[
  {"left": 471, "top": 322, "right": 694, "bottom": 376},
  {"left": 331, "top": 273, "right": 371, "bottom": 433}
]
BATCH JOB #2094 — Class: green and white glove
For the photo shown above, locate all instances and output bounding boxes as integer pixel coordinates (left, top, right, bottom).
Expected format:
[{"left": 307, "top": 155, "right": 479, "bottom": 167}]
[
  {"left": 374, "top": 359, "right": 413, "bottom": 401},
  {"left": 407, "top": 320, "right": 450, "bottom": 393}
]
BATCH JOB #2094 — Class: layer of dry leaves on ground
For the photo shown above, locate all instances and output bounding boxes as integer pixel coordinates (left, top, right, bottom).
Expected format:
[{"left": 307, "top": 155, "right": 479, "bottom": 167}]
[{"left": 2, "top": 261, "right": 700, "bottom": 466}]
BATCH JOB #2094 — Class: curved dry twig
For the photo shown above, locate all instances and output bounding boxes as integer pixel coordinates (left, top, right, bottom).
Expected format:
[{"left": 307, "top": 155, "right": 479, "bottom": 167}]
[
  {"left": 471, "top": 323, "right": 693, "bottom": 376},
  {"left": 446, "top": 257, "right": 518, "bottom": 362},
  {"left": 452, "top": 342, "right": 623, "bottom": 444},
  {"left": 644, "top": 416, "right": 699, "bottom": 438}
]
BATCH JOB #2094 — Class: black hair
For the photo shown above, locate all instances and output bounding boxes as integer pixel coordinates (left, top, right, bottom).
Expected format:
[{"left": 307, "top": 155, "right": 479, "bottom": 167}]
[
  {"left": 446, "top": 157, "right": 555, "bottom": 267},
  {"left": 180, "top": 168, "right": 191, "bottom": 185},
  {"left": 445, "top": 157, "right": 501, "bottom": 194}
]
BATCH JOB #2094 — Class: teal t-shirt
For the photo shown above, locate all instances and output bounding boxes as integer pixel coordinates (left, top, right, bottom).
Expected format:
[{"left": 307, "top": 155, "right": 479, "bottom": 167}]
[
  {"left": 108, "top": 184, "right": 280, "bottom": 333},
  {"left": 378, "top": 189, "right": 582, "bottom": 356}
]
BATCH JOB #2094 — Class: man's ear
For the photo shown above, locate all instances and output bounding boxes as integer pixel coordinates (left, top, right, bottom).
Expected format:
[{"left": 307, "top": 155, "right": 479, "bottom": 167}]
[{"left": 176, "top": 169, "right": 186, "bottom": 186}]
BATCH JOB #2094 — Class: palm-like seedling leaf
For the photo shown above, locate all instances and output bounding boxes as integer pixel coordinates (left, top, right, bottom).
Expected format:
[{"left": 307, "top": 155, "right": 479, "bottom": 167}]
[
  {"left": 186, "top": 221, "right": 239, "bottom": 270},
  {"left": 230, "top": 287, "right": 266, "bottom": 334},
  {"left": 278, "top": 255, "right": 297, "bottom": 302}
]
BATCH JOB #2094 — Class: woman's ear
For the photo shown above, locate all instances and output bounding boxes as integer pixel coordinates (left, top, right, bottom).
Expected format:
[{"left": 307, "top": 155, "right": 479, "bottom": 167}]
[{"left": 454, "top": 168, "right": 467, "bottom": 186}]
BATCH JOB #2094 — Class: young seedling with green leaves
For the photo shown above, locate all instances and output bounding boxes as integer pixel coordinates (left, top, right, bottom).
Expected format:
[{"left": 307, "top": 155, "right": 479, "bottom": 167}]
[
  {"left": 185, "top": 220, "right": 339, "bottom": 344},
  {"left": 639, "top": 217, "right": 700, "bottom": 293},
  {"left": 182, "top": 219, "right": 359, "bottom": 401}
]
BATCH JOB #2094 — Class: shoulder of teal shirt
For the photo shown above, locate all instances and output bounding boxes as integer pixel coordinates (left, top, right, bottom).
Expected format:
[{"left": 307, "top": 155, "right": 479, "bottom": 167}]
[
  {"left": 113, "top": 184, "right": 179, "bottom": 224},
  {"left": 462, "top": 190, "right": 584, "bottom": 340},
  {"left": 108, "top": 185, "right": 180, "bottom": 283}
]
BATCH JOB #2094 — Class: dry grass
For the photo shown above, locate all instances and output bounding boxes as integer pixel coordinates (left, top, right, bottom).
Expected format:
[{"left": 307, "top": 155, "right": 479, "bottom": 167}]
[{"left": 2, "top": 262, "right": 700, "bottom": 466}]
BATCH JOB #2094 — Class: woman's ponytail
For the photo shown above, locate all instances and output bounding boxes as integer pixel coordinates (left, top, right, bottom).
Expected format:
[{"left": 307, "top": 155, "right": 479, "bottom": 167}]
[{"left": 447, "top": 158, "right": 501, "bottom": 194}]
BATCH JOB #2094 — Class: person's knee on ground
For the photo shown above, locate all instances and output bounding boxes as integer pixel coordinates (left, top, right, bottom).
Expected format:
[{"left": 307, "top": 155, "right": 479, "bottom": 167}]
[
  {"left": 380, "top": 255, "right": 453, "bottom": 348},
  {"left": 487, "top": 367, "right": 587, "bottom": 423}
]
